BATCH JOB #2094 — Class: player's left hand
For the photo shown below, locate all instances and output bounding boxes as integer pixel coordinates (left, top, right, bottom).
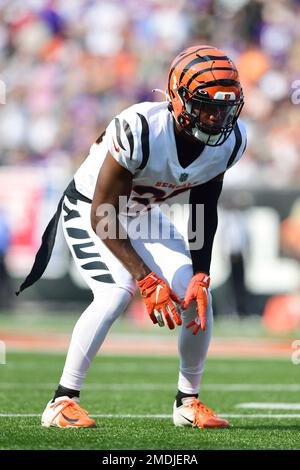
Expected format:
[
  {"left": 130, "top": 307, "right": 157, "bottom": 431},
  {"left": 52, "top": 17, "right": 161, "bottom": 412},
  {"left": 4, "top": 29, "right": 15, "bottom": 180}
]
[{"left": 182, "top": 273, "right": 210, "bottom": 334}]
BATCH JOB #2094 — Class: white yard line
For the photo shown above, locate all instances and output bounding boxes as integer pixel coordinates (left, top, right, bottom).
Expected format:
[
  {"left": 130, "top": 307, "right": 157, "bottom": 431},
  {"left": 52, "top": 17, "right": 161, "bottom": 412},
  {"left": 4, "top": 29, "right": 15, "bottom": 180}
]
[
  {"left": 0, "top": 413, "right": 300, "bottom": 419},
  {"left": 237, "top": 403, "right": 300, "bottom": 410},
  {"left": 1, "top": 383, "right": 300, "bottom": 391}
]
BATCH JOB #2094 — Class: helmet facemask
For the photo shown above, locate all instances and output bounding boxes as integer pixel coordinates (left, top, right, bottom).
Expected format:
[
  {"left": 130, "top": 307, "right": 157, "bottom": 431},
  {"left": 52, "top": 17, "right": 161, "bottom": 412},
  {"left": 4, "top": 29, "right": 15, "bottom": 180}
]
[{"left": 175, "top": 86, "right": 244, "bottom": 146}]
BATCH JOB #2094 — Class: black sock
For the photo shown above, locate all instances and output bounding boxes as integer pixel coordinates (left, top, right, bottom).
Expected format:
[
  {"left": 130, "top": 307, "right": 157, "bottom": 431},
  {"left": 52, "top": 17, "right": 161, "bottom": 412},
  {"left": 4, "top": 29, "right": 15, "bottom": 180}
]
[
  {"left": 52, "top": 384, "right": 80, "bottom": 402},
  {"left": 176, "top": 390, "right": 198, "bottom": 407}
]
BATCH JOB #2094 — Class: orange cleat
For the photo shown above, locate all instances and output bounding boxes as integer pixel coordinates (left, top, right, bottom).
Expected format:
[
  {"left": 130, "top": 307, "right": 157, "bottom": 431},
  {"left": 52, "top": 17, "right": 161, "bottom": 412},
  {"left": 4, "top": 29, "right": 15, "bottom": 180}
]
[
  {"left": 41, "top": 396, "right": 96, "bottom": 428},
  {"left": 173, "top": 397, "right": 229, "bottom": 429}
]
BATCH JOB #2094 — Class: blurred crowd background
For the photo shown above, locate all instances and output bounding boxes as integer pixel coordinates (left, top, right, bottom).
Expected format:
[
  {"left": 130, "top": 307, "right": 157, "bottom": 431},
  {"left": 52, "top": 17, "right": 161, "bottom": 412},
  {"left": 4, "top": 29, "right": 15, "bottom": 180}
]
[
  {"left": 0, "top": 0, "right": 300, "bottom": 187},
  {"left": 0, "top": 0, "right": 300, "bottom": 327}
]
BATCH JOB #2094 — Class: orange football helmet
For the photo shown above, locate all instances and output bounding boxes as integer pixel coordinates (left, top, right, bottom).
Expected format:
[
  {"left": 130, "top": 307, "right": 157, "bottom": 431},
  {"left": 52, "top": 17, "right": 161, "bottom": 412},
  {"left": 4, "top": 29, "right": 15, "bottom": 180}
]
[{"left": 167, "top": 45, "right": 244, "bottom": 146}]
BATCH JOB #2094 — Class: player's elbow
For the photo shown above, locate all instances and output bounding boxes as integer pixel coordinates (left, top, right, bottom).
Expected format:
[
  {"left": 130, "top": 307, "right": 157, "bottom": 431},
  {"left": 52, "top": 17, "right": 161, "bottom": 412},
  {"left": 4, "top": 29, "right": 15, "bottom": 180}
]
[
  {"left": 91, "top": 206, "right": 114, "bottom": 238},
  {"left": 91, "top": 198, "right": 120, "bottom": 238}
]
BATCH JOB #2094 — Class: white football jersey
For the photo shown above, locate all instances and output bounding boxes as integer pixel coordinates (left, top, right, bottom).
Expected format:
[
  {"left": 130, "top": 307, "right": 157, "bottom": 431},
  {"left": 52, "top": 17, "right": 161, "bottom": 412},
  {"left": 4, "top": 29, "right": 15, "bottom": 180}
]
[{"left": 74, "top": 101, "right": 247, "bottom": 213}]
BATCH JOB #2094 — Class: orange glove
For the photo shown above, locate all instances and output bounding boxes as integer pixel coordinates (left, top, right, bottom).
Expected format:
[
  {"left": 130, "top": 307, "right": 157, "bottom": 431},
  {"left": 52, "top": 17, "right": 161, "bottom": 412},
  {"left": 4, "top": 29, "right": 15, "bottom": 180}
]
[
  {"left": 182, "top": 273, "right": 210, "bottom": 334},
  {"left": 137, "top": 272, "right": 182, "bottom": 330}
]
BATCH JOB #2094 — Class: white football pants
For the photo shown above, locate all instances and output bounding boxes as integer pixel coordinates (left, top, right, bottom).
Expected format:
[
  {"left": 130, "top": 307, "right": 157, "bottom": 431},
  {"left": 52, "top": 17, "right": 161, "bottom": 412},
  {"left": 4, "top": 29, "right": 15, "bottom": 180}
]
[{"left": 59, "top": 194, "right": 213, "bottom": 395}]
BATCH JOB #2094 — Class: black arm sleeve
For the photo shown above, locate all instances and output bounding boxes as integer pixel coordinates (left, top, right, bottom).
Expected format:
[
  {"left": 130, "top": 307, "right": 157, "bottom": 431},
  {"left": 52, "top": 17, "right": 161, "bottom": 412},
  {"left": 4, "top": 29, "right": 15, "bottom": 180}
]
[{"left": 188, "top": 179, "right": 223, "bottom": 275}]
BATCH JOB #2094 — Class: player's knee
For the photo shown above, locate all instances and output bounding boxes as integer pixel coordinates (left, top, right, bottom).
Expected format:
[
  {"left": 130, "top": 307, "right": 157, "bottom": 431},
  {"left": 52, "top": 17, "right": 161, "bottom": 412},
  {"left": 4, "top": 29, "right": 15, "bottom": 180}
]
[
  {"left": 171, "top": 264, "right": 194, "bottom": 300},
  {"left": 92, "top": 285, "right": 133, "bottom": 323}
]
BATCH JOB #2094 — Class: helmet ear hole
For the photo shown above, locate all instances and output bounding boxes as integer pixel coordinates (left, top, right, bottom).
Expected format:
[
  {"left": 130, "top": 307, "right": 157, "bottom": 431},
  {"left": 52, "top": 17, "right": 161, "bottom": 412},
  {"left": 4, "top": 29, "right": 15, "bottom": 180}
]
[
  {"left": 167, "top": 103, "right": 173, "bottom": 112},
  {"left": 177, "top": 86, "right": 186, "bottom": 101}
]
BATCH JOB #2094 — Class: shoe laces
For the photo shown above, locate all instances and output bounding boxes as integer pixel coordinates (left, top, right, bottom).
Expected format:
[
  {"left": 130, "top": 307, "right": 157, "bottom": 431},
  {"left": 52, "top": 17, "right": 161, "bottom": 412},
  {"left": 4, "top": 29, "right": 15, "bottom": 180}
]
[
  {"left": 187, "top": 398, "right": 216, "bottom": 428},
  {"left": 50, "top": 399, "right": 88, "bottom": 424}
]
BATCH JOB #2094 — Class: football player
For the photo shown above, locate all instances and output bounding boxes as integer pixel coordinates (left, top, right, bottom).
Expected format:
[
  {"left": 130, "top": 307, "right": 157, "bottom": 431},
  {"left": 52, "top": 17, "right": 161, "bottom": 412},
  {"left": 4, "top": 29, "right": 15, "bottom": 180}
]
[{"left": 18, "top": 45, "right": 246, "bottom": 428}]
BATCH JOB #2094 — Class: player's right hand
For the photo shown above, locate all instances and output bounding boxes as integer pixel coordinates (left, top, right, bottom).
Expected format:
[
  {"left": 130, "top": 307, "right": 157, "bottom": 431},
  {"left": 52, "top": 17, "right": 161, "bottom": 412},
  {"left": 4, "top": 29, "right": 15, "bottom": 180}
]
[{"left": 137, "top": 272, "right": 182, "bottom": 329}]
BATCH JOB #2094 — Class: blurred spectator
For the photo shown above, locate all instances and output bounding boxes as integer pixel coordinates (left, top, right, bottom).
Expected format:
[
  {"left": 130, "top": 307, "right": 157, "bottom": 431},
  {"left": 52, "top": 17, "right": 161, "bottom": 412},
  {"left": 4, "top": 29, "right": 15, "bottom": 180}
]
[
  {"left": 0, "top": 207, "right": 13, "bottom": 310},
  {"left": 0, "top": 0, "right": 299, "bottom": 186}
]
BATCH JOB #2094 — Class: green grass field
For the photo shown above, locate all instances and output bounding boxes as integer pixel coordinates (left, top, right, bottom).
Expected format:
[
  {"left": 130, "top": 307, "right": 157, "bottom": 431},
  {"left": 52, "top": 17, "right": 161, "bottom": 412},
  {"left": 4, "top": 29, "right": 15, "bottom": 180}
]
[{"left": 1, "top": 352, "right": 300, "bottom": 450}]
